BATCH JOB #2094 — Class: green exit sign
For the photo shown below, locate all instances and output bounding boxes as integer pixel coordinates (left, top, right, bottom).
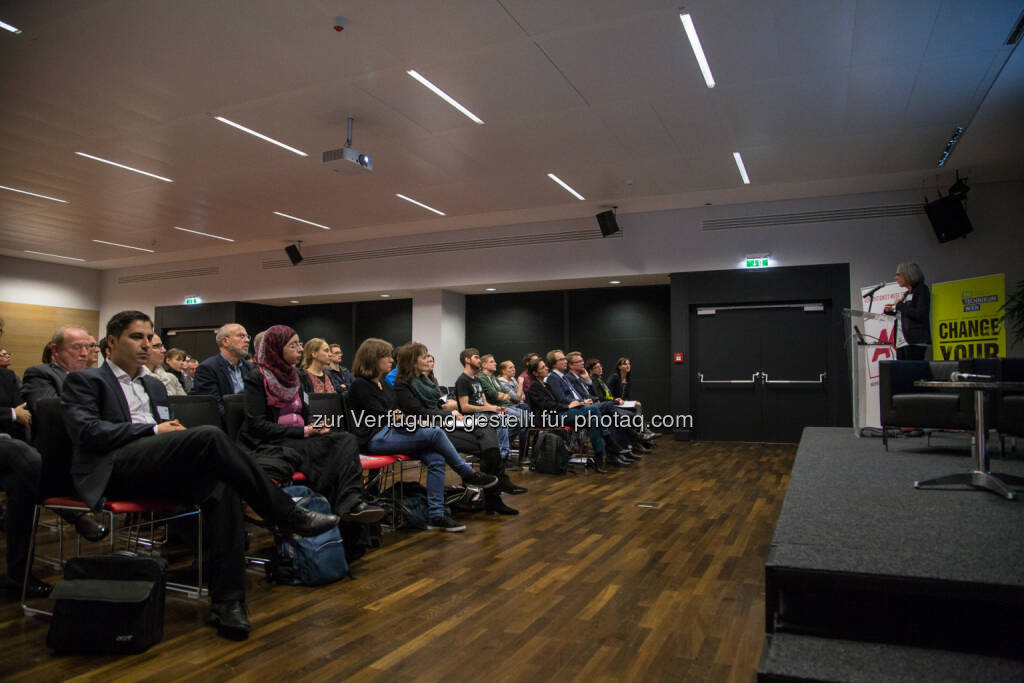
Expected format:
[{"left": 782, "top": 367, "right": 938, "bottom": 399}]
[
  {"left": 745, "top": 257, "right": 770, "bottom": 268},
  {"left": 184, "top": 297, "right": 202, "bottom": 305}
]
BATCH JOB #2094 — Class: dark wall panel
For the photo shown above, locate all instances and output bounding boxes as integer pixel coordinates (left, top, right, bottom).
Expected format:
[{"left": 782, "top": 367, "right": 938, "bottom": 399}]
[
  {"left": 355, "top": 300, "right": 412, "bottom": 348},
  {"left": 568, "top": 286, "right": 671, "bottom": 421},
  {"left": 465, "top": 290, "right": 565, "bottom": 372}
]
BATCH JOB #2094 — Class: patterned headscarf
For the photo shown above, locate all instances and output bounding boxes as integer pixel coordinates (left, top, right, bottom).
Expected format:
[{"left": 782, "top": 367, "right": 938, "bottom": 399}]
[{"left": 256, "top": 325, "right": 300, "bottom": 407}]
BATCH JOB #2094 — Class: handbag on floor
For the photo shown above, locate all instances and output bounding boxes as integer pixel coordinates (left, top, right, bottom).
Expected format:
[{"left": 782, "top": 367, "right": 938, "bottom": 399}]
[{"left": 47, "top": 554, "right": 167, "bottom": 655}]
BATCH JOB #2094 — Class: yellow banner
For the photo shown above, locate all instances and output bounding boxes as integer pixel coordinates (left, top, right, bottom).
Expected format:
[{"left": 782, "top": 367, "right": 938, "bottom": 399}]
[{"left": 932, "top": 273, "right": 1006, "bottom": 360}]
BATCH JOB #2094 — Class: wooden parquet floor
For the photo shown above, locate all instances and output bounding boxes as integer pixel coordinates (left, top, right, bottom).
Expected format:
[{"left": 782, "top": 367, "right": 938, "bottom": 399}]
[{"left": 0, "top": 440, "right": 795, "bottom": 682}]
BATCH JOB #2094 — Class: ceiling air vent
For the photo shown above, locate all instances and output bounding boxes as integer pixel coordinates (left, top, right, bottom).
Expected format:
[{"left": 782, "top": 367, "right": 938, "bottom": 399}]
[
  {"left": 117, "top": 266, "right": 219, "bottom": 284},
  {"left": 702, "top": 204, "right": 924, "bottom": 231}
]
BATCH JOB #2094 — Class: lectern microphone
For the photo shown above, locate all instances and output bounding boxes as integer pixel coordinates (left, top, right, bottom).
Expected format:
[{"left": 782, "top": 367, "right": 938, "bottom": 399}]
[{"left": 862, "top": 281, "right": 886, "bottom": 298}]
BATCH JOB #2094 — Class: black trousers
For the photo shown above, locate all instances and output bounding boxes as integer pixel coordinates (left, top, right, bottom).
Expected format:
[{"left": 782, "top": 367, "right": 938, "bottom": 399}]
[
  {"left": 897, "top": 346, "right": 927, "bottom": 360},
  {"left": 447, "top": 426, "right": 503, "bottom": 499},
  {"left": 103, "top": 425, "right": 295, "bottom": 603},
  {"left": 258, "top": 432, "right": 365, "bottom": 517},
  {"left": 0, "top": 438, "right": 41, "bottom": 581}
]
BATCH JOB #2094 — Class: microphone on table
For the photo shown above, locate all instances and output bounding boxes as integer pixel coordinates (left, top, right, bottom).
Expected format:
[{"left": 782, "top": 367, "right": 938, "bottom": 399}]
[{"left": 949, "top": 372, "right": 993, "bottom": 382}]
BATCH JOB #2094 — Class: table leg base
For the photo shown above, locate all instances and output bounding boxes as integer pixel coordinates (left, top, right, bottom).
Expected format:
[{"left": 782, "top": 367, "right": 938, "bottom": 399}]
[{"left": 914, "top": 470, "right": 1019, "bottom": 501}]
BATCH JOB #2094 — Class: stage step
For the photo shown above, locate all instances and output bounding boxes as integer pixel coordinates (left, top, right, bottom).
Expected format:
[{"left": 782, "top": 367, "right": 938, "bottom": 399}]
[{"left": 757, "top": 633, "right": 1024, "bottom": 682}]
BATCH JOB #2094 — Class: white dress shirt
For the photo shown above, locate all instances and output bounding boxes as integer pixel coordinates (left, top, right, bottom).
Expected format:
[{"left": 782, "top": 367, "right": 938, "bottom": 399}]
[{"left": 106, "top": 359, "right": 159, "bottom": 434}]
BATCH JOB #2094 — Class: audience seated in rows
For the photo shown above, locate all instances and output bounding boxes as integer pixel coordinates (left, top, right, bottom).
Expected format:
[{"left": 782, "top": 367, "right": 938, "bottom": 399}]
[
  {"left": 238, "top": 325, "right": 385, "bottom": 534},
  {"left": 192, "top": 323, "right": 252, "bottom": 412},
  {"left": 346, "top": 338, "right": 498, "bottom": 532},
  {"left": 565, "top": 351, "right": 652, "bottom": 453},
  {"left": 455, "top": 348, "right": 516, "bottom": 464},
  {"left": 146, "top": 334, "right": 186, "bottom": 396},
  {"left": 393, "top": 342, "right": 522, "bottom": 514},
  {"left": 518, "top": 352, "right": 539, "bottom": 398},
  {"left": 526, "top": 356, "right": 626, "bottom": 472},
  {"left": 59, "top": 310, "right": 340, "bottom": 640}
]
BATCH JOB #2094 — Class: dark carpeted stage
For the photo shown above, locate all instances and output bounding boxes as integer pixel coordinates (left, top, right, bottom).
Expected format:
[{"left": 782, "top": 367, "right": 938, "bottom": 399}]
[{"left": 759, "top": 427, "right": 1024, "bottom": 682}]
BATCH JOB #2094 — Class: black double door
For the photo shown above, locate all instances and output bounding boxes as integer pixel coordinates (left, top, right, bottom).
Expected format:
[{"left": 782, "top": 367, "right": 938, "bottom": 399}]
[{"left": 693, "top": 303, "right": 831, "bottom": 443}]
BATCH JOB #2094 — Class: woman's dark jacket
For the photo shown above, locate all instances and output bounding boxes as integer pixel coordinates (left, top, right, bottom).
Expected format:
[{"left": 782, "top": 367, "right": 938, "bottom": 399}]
[
  {"left": 526, "top": 379, "right": 570, "bottom": 417},
  {"left": 892, "top": 282, "right": 931, "bottom": 345},
  {"left": 347, "top": 376, "right": 396, "bottom": 449},
  {"left": 237, "top": 368, "right": 315, "bottom": 451},
  {"left": 605, "top": 372, "right": 631, "bottom": 400}
]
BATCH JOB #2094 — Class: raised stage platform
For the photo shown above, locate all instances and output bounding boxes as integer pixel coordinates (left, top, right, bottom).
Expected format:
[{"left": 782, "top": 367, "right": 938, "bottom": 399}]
[{"left": 758, "top": 427, "right": 1024, "bottom": 682}]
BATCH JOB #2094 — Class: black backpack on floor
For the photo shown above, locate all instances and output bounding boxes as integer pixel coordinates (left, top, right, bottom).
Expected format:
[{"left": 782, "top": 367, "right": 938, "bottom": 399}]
[{"left": 530, "top": 431, "right": 572, "bottom": 474}]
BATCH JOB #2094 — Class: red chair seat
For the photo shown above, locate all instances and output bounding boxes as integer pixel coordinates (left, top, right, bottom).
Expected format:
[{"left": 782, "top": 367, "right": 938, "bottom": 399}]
[
  {"left": 41, "top": 497, "right": 90, "bottom": 509},
  {"left": 359, "top": 455, "right": 396, "bottom": 470},
  {"left": 104, "top": 499, "right": 184, "bottom": 514},
  {"left": 292, "top": 471, "right": 308, "bottom": 482},
  {"left": 392, "top": 454, "right": 413, "bottom": 462}
]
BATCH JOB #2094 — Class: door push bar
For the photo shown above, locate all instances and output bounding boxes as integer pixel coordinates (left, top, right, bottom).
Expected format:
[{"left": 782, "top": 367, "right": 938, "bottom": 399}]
[
  {"left": 697, "top": 371, "right": 827, "bottom": 385},
  {"left": 762, "top": 372, "right": 827, "bottom": 385}
]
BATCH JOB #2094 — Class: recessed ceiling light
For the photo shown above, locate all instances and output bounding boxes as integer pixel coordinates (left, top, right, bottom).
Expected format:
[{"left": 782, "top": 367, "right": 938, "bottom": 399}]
[
  {"left": 273, "top": 211, "right": 331, "bottom": 230},
  {"left": 75, "top": 152, "right": 173, "bottom": 183},
  {"left": 289, "top": 300, "right": 300, "bottom": 304},
  {"left": 679, "top": 12, "right": 716, "bottom": 88},
  {"left": 395, "top": 193, "right": 446, "bottom": 216},
  {"left": 547, "top": 173, "right": 585, "bottom": 201},
  {"left": 214, "top": 116, "right": 308, "bottom": 157},
  {"left": 174, "top": 226, "right": 235, "bottom": 242},
  {"left": 92, "top": 239, "right": 155, "bottom": 253},
  {"left": 0, "top": 20, "right": 22, "bottom": 34},
  {"left": 485, "top": 287, "right": 497, "bottom": 292},
  {"left": 0, "top": 184, "right": 68, "bottom": 203},
  {"left": 406, "top": 70, "right": 484, "bottom": 125},
  {"left": 380, "top": 294, "right": 391, "bottom": 298},
  {"left": 609, "top": 280, "right": 622, "bottom": 284},
  {"left": 24, "top": 250, "right": 85, "bottom": 262},
  {"left": 732, "top": 152, "right": 751, "bottom": 184}
]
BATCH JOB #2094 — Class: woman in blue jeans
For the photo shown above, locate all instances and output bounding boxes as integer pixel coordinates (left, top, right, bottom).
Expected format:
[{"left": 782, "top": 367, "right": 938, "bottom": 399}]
[{"left": 346, "top": 338, "right": 498, "bottom": 532}]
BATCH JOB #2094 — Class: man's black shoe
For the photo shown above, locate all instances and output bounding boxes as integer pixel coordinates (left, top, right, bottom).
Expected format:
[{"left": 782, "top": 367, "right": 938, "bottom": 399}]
[
  {"left": 608, "top": 453, "right": 633, "bottom": 467},
  {"left": 461, "top": 471, "right": 499, "bottom": 489},
  {"left": 587, "top": 457, "right": 607, "bottom": 474},
  {"left": 284, "top": 507, "right": 340, "bottom": 537},
  {"left": 3, "top": 574, "right": 52, "bottom": 598},
  {"left": 498, "top": 475, "right": 529, "bottom": 494},
  {"left": 340, "top": 501, "right": 387, "bottom": 524},
  {"left": 74, "top": 513, "right": 110, "bottom": 542},
  {"left": 631, "top": 441, "right": 652, "bottom": 453},
  {"left": 209, "top": 600, "right": 251, "bottom": 640},
  {"left": 485, "top": 499, "right": 519, "bottom": 515},
  {"left": 643, "top": 431, "right": 661, "bottom": 441}
]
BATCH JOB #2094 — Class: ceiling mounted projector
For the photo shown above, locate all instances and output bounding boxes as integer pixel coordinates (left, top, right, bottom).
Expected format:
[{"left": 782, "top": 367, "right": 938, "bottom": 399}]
[{"left": 322, "top": 117, "right": 372, "bottom": 171}]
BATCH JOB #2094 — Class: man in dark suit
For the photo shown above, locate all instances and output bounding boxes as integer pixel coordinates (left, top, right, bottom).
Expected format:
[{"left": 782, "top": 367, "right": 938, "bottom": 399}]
[
  {"left": 21, "top": 326, "right": 92, "bottom": 414},
  {"left": 1, "top": 358, "right": 29, "bottom": 441},
  {"left": 565, "top": 352, "right": 649, "bottom": 454},
  {"left": 62, "top": 310, "right": 338, "bottom": 640},
  {"left": 192, "top": 323, "right": 252, "bottom": 412}
]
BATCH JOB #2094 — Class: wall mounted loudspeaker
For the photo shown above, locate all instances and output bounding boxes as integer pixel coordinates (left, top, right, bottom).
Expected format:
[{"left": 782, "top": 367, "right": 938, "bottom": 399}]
[
  {"left": 285, "top": 244, "right": 303, "bottom": 265},
  {"left": 596, "top": 210, "right": 620, "bottom": 237},
  {"left": 924, "top": 196, "right": 973, "bottom": 243}
]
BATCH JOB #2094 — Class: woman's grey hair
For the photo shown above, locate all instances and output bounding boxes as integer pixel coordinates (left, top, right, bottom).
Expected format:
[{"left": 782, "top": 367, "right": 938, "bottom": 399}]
[{"left": 896, "top": 262, "right": 925, "bottom": 286}]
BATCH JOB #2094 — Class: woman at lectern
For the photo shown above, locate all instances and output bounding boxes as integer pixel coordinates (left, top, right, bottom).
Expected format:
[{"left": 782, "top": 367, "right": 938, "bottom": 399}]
[{"left": 884, "top": 262, "right": 931, "bottom": 360}]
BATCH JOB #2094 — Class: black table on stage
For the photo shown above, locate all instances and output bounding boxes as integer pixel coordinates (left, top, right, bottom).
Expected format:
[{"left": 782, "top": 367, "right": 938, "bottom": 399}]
[{"left": 913, "top": 379, "right": 1024, "bottom": 500}]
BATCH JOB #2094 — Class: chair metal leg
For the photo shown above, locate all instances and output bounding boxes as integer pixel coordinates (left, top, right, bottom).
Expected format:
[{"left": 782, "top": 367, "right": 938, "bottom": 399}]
[{"left": 22, "top": 505, "right": 52, "bottom": 617}]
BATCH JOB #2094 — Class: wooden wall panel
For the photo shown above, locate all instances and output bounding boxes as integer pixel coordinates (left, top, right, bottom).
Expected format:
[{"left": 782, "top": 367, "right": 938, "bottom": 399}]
[{"left": 0, "top": 301, "right": 101, "bottom": 376}]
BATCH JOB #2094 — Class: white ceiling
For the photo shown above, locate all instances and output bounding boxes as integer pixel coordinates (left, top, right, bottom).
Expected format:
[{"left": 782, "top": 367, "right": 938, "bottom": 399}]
[{"left": 1, "top": 0, "right": 1022, "bottom": 270}]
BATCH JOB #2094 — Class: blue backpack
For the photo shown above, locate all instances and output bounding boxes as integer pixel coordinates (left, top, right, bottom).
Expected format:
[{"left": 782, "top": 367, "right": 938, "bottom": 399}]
[{"left": 268, "top": 486, "right": 349, "bottom": 586}]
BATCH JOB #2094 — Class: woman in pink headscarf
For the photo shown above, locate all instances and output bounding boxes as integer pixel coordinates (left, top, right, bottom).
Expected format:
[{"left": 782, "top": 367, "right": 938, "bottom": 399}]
[{"left": 238, "top": 325, "right": 385, "bottom": 534}]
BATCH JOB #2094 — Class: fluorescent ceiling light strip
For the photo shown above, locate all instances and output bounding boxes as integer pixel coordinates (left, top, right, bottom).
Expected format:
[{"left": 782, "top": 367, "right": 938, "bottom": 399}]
[
  {"left": 679, "top": 13, "right": 716, "bottom": 88},
  {"left": 214, "top": 116, "right": 308, "bottom": 156},
  {"left": 406, "top": 70, "right": 484, "bottom": 125},
  {"left": 24, "top": 250, "right": 84, "bottom": 262},
  {"left": 733, "top": 152, "right": 751, "bottom": 184},
  {"left": 273, "top": 211, "right": 330, "bottom": 230},
  {"left": 92, "top": 239, "right": 155, "bottom": 253},
  {"left": 0, "top": 184, "right": 68, "bottom": 203},
  {"left": 174, "top": 226, "right": 235, "bottom": 242},
  {"left": 75, "top": 152, "right": 173, "bottom": 182},
  {"left": 0, "top": 20, "right": 22, "bottom": 34},
  {"left": 395, "top": 193, "right": 446, "bottom": 216},
  {"left": 547, "top": 173, "right": 586, "bottom": 201}
]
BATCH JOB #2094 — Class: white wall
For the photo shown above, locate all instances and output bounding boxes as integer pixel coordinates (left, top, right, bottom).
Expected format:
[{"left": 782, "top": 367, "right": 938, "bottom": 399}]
[
  {"left": 0, "top": 255, "right": 101, "bottom": 310},
  {"left": 80, "top": 180, "right": 1021, "bottom": 354}
]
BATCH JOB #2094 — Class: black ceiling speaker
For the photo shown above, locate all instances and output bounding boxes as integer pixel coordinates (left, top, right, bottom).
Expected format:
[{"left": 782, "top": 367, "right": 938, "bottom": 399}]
[
  {"left": 285, "top": 244, "right": 303, "bottom": 265},
  {"left": 924, "top": 196, "right": 973, "bottom": 243},
  {"left": 596, "top": 210, "right": 619, "bottom": 237}
]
